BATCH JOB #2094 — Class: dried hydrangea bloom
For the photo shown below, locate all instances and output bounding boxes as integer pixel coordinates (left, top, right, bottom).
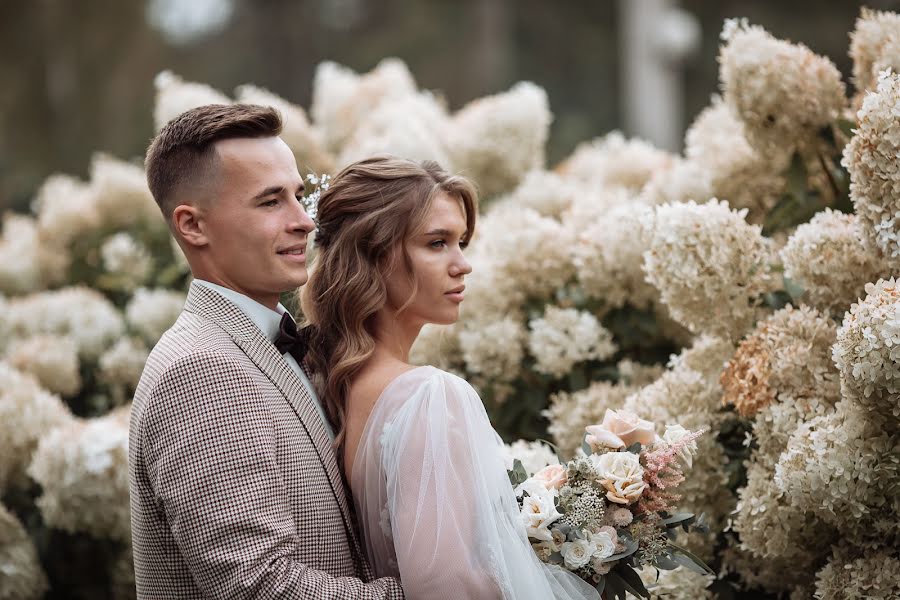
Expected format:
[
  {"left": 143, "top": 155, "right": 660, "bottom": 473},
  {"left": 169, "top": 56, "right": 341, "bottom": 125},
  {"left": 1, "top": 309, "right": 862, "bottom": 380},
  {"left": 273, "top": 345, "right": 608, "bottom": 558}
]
[
  {"left": 732, "top": 462, "right": 836, "bottom": 594},
  {"left": 311, "top": 58, "right": 418, "bottom": 153},
  {"left": 573, "top": 202, "right": 658, "bottom": 310},
  {"left": 527, "top": 307, "right": 616, "bottom": 378},
  {"left": 557, "top": 131, "right": 674, "bottom": 193},
  {"left": 0, "top": 362, "right": 74, "bottom": 492},
  {"left": 0, "top": 503, "right": 48, "bottom": 600},
  {"left": 125, "top": 287, "right": 186, "bottom": 345},
  {"left": 642, "top": 199, "right": 776, "bottom": 341},
  {"left": 814, "top": 543, "right": 900, "bottom": 600},
  {"left": 458, "top": 315, "right": 525, "bottom": 381},
  {"left": 774, "top": 400, "right": 900, "bottom": 545},
  {"left": 780, "top": 210, "right": 888, "bottom": 315},
  {"left": 719, "top": 19, "right": 846, "bottom": 155},
  {"left": 6, "top": 335, "right": 81, "bottom": 398},
  {"left": 544, "top": 380, "right": 637, "bottom": 458},
  {"left": 849, "top": 8, "right": 900, "bottom": 101},
  {"left": 562, "top": 186, "right": 633, "bottom": 233},
  {"left": 88, "top": 153, "right": 164, "bottom": 232},
  {"left": 721, "top": 305, "right": 840, "bottom": 418},
  {"left": 409, "top": 323, "right": 462, "bottom": 371},
  {"left": 683, "top": 97, "right": 789, "bottom": 222},
  {"left": 337, "top": 92, "right": 451, "bottom": 169},
  {"left": 33, "top": 173, "right": 99, "bottom": 248},
  {"left": 152, "top": 70, "right": 232, "bottom": 132},
  {"left": 832, "top": 278, "right": 900, "bottom": 422},
  {"left": 235, "top": 84, "right": 335, "bottom": 174},
  {"left": 469, "top": 206, "right": 574, "bottom": 301},
  {"left": 98, "top": 337, "right": 150, "bottom": 399},
  {"left": 101, "top": 232, "right": 153, "bottom": 289},
  {"left": 446, "top": 81, "right": 550, "bottom": 198},
  {"left": 639, "top": 157, "right": 713, "bottom": 207},
  {"left": 0, "top": 214, "right": 63, "bottom": 295},
  {"left": 751, "top": 396, "right": 834, "bottom": 472},
  {"left": 491, "top": 170, "right": 580, "bottom": 219},
  {"left": 842, "top": 71, "right": 900, "bottom": 266},
  {"left": 666, "top": 334, "right": 734, "bottom": 382},
  {"left": 6, "top": 287, "right": 125, "bottom": 361},
  {"left": 28, "top": 405, "right": 132, "bottom": 542},
  {"left": 615, "top": 359, "right": 664, "bottom": 387},
  {"left": 501, "top": 440, "right": 559, "bottom": 474}
]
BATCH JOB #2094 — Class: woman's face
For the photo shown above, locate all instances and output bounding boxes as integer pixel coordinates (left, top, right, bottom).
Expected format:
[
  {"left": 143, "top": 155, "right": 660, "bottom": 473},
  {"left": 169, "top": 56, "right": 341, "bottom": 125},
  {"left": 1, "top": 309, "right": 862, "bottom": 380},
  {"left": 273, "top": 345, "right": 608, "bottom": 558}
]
[{"left": 384, "top": 191, "right": 472, "bottom": 328}]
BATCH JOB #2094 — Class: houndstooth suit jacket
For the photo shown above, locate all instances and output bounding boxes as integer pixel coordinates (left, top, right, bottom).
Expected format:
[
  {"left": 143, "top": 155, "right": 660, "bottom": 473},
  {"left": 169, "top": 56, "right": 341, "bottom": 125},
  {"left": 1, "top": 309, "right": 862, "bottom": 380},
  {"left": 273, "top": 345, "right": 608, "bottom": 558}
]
[{"left": 129, "top": 282, "right": 405, "bottom": 599}]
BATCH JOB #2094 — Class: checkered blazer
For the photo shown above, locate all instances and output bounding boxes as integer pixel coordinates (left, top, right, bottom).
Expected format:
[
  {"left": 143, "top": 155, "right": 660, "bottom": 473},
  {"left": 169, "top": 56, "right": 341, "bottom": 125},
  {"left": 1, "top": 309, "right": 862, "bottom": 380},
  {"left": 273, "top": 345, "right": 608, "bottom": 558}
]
[{"left": 129, "top": 282, "right": 404, "bottom": 599}]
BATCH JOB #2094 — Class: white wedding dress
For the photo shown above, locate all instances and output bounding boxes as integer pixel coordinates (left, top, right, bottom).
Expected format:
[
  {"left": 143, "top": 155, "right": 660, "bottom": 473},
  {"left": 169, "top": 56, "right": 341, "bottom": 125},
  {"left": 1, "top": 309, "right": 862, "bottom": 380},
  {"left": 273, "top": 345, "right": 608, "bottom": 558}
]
[{"left": 350, "top": 366, "right": 600, "bottom": 599}]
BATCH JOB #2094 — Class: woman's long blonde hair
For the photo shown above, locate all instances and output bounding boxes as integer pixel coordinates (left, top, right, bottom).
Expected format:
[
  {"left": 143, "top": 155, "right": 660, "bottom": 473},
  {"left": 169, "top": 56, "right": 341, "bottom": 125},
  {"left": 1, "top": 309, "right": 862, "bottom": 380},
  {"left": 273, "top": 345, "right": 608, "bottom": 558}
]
[{"left": 300, "top": 156, "right": 478, "bottom": 448}]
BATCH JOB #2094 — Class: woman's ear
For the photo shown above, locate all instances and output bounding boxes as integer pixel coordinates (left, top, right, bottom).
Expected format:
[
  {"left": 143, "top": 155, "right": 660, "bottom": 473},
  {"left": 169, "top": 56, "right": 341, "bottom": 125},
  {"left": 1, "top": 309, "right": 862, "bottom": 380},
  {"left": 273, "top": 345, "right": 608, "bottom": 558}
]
[{"left": 172, "top": 204, "right": 208, "bottom": 248}]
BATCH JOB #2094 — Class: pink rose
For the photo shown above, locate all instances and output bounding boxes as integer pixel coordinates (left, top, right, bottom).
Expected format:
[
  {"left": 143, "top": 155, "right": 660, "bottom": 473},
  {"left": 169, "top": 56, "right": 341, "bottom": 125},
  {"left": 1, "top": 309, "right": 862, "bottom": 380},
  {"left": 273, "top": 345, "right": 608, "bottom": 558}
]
[
  {"left": 601, "top": 409, "right": 656, "bottom": 447},
  {"left": 584, "top": 425, "right": 626, "bottom": 451},
  {"left": 533, "top": 464, "right": 568, "bottom": 490}
]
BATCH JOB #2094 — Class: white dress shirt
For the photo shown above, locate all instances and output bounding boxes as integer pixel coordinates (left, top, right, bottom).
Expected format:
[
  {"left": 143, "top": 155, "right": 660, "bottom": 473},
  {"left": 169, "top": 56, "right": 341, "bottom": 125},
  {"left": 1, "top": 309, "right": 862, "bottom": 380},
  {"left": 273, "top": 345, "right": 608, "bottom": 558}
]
[{"left": 195, "top": 279, "right": 335, "bottom": 440}]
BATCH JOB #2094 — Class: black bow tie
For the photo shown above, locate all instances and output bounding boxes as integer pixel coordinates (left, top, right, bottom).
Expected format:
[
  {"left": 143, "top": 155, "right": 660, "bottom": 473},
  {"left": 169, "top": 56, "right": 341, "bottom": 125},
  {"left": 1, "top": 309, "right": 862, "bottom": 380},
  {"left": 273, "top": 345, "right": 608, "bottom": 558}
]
[{"left": 275, "top": 312, "right": 310, "bottom": 364}]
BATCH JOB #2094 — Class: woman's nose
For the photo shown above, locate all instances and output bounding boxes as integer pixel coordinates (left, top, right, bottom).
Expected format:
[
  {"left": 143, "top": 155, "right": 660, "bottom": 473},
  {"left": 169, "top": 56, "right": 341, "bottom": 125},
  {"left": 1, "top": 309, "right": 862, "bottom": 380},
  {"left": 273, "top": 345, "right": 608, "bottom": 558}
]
[{"left": 450, "top": 251, "right": 472, "bottom": 276}]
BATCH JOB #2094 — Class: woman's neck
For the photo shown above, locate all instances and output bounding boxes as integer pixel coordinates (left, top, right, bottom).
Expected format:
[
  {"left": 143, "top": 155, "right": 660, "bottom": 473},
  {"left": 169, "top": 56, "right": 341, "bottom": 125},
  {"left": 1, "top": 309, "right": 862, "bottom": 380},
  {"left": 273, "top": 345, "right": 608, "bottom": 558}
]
[{"left": 371, "top": 310, "right": 422, "bottom": 364}]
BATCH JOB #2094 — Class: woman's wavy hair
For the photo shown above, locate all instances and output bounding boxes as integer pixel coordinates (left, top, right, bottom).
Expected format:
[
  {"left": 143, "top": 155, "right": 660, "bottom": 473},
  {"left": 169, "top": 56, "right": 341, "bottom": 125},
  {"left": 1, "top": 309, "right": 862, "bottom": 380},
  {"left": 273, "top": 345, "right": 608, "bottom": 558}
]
[{"left": 300, "top": 155, "right": 478, "bottom": 448}]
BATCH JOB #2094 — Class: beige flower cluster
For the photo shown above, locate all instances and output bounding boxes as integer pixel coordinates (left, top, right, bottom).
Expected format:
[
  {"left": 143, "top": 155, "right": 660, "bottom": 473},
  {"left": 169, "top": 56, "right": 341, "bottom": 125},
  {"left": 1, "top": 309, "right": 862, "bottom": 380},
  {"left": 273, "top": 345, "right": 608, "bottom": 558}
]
[
  {"left": 0, "top": 503, "right": 48, "bottom": 600},
  {"left": 527, "top": 307, "right": 616, "bottom": 378},
  {"left": 125, "top": 287, "right": 187, "bottom": 344},
  {"left": 813, "top": 543, "right": 900, "bottom": 600},
  {"left": 0, "top": 214, "right": 63, "bottom": 295},
  {"left": 780, "top": 210, "right": 888, "bottom": 315},
  {"left": 642, "top": 199, "right": 775, "bottom": 341},
  {"left": 5, "top": 286, "right": 125, "bottom": 361},
  {"left": 98, "top": 337, "right": 151, "bottom": 406},
  {"left": 5, "top": 335, "right": 82, "bottom": 398},
  {"left": 0, "top": 362, "right": 74, "bottom": 492},
  {"left": 557, "top": 131, "right": 674, "bottom": 193},
  {"left": 721, "top": 305, "right": 840, "bottom": 419},
  {"left": 28, "top": 405, "right": 132, "bottom": 542},
  {"left": 843, "top": 71, "right": 900, "bottom": 268},
  {"left": 639, "top": 566, "right": 715, "bottom": 600},
  {"left": 832, "top": 278, "right": 900, "bottom": 423},
  {"left": 545, "top": 379, "right": 638, "bottom": 458},
  {"left": 850, "top": 8, "right": 900, "bottom": 104},
  {"left": 719, "top": 19, "right": 845, "bottom": 155}
]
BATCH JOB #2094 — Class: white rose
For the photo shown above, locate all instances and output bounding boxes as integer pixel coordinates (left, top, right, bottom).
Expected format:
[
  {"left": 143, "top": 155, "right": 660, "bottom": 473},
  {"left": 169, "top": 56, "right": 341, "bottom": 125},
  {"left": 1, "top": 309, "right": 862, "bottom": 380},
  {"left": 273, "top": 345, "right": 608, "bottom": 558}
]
[
  {"left": 591, "top": 451, "right": 646, "bottom": 505},
  {"left": 589, "top": 529, "right": 617, "bottom": 560},
  {"left": 520, "top": 489, "right": 561, "bottom": 542},
  {"left": 584, "top": 424, "right": 626, "bottom": 452},
  {"left": 663, "top": 423, "right": 697, "bottom": 468},
  {"left": 561, "top": 538, "right": 595, "bottom": 570}
]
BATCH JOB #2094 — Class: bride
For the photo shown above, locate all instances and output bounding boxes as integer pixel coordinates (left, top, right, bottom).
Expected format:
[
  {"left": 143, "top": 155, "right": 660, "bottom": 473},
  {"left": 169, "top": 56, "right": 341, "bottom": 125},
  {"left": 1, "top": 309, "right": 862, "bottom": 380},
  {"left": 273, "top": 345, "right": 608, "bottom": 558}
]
[{"left": 300, "top": 156, "right": 599, "bottom": 600}]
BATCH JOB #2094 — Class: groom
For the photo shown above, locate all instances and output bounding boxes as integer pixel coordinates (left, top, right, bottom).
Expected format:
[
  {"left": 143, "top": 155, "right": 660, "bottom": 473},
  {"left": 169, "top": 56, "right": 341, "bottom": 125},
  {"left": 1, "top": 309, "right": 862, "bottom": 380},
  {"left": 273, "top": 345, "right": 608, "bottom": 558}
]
[{"left": 129, "top": 104, "right": 404, "bottom": 599}]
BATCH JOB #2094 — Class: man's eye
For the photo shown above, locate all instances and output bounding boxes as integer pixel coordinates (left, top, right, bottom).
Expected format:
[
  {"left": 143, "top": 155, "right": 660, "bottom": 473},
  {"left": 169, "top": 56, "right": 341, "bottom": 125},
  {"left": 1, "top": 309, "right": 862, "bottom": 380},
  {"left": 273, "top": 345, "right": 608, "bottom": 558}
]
[{"left": 261, "top": 199, "right": 278, "bottom": 207}]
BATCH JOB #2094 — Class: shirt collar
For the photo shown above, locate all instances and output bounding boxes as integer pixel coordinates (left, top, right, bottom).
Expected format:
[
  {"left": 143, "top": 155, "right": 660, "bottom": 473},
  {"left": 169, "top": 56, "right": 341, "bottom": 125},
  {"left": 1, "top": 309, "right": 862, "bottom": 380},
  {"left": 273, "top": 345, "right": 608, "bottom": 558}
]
[{"left": 193, "top": 279, "right": 289, "bottom": 343}]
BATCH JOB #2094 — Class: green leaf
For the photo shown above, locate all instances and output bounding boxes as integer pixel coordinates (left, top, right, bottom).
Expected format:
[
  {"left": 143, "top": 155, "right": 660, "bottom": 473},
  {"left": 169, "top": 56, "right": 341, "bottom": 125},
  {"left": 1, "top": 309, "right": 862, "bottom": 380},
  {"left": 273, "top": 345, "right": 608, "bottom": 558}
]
[
  {"left": 617, "top": 564, "right": 651, "bottom": 598},
  {"left": 836, "top": 117, "right": 856, "bottom": 139},
  {"left": 654, "top": 552, "right": 680, "bottom": 570},
  {"left": 783, "top": 276, "right": 806, "bottom": 301},
  {"left": 660, "top": 512, "right": 694, "bottom": 527},
  {"left": 604, "top": 571, "right": 626, "bottom": 600},
  {"left": 626, "top": 442, "right": 642, "bottom": 454},
  {"left": 594, "top": 577, "right": 606, "bottom": 595},
  {"left": 582, "top": 437, "right": 593, "bottom": 457},
  {"left": 603, "top": 536, "right": 639, "bottom": 562},
  {"left": 668, "top": 541, "right": 715, "bottom": 575}
]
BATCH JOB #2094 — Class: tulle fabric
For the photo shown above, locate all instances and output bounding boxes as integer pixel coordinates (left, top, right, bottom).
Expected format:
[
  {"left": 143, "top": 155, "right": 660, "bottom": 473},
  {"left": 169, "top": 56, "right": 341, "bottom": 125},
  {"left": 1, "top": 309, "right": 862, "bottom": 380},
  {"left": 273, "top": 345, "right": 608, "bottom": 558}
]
[{"left": 350, "top": 366, "right": 600, "bottom": 600}]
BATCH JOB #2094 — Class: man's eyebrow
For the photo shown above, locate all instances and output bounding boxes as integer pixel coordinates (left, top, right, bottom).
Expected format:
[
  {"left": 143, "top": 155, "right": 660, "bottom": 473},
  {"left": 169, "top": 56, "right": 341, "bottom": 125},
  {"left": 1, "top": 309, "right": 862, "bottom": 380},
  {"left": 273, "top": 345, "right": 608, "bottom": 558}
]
[
  {"left": 252, "top": 185, "right": 284, "bottom": 200},
  {"left": 251, "top": 183, "right": 306, "bottom": 200}
]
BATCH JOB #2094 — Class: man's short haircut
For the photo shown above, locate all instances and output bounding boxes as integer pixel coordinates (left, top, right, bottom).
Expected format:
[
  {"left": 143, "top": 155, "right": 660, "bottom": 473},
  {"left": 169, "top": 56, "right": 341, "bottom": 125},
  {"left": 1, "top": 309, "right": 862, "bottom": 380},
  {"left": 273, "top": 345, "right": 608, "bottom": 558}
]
[{"left": 145, "top": 103, "right": 283, "bottom": 222}]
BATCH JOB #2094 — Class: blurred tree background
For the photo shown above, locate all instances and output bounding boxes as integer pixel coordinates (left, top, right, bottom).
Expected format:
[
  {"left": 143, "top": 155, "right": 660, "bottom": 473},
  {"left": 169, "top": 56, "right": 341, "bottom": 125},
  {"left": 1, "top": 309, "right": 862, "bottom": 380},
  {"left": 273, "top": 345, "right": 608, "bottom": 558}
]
[{"left": 1, "top": 0, "right": 898, "bottom": 214}]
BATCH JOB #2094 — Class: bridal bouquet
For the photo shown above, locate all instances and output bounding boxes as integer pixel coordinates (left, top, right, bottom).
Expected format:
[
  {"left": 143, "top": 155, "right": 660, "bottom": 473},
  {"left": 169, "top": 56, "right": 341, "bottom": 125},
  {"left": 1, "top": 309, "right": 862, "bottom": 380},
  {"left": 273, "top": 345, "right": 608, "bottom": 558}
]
[{"left": 508, "top": 409, "right": 712, "bottom": 599}]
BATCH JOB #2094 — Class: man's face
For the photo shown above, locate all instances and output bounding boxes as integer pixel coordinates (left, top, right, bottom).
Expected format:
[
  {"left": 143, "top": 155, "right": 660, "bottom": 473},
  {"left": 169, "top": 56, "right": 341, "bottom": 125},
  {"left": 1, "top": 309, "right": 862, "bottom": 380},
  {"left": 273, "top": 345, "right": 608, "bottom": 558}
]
[{"left": 196, "top": 136, "right": 314, "bottom": 308}]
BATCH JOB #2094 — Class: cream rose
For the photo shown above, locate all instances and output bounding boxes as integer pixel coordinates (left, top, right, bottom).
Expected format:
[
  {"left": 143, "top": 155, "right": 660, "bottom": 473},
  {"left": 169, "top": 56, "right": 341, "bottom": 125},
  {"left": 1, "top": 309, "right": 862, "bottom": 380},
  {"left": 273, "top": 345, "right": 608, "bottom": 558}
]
[
  {"left": 520, "top": 489, "right": 561, "bottom": 541},
  {"left": 601, "top": 409, "right": 656, "bottom": 447},
  {"left": 590, "top": 529, "right": 617, "bottom": 560},
  {"left": 533, "top": 464, "right": 568, "bottom": 490},
  {"left": 584, "top": 424, "right": 626, "bottom": 452},
  {"left": 591, "top": 451, "right": 646, "bottom": 505}
]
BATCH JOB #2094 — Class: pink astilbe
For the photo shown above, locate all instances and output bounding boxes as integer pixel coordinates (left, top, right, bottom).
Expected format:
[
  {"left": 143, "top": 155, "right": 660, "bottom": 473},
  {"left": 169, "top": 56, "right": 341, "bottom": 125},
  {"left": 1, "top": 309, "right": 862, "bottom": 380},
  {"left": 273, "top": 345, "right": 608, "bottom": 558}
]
[{"left": 636, "top": 430, "right": 704, "bottom": 515}]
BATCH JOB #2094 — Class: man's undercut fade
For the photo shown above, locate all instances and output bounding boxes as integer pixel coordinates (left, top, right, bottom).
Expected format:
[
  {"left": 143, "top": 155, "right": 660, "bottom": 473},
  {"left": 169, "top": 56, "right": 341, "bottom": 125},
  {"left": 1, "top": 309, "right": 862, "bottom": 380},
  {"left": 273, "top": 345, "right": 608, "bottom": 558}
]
[{"left": 145, "top": 103, "right": 283, "bottom": 223}]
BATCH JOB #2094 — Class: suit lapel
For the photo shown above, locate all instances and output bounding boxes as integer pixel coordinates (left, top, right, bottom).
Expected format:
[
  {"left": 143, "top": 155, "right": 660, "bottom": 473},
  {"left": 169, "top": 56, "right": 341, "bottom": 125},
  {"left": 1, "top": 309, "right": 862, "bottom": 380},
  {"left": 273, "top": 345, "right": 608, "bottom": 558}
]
[{"left": 182, "top": 283, "right": 356, "bottom": 537}]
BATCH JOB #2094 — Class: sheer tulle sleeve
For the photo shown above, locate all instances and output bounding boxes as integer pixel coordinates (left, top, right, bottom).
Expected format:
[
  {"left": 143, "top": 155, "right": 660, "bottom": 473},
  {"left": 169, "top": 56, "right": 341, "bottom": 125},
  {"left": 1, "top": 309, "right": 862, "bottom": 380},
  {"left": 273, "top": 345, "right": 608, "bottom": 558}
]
[{"left": 351, "top": 367, "right": 600, "bottom": 600}]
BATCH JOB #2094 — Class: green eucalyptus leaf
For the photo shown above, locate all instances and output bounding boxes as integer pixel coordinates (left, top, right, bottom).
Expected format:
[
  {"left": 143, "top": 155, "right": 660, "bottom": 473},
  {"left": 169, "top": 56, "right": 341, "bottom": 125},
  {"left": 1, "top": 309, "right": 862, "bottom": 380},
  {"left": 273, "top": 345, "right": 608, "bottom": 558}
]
[
  {"left": 613, "top": 564, "right": 650, "bottom": 599},
  {"left": 668, "top": 541, "right": 715, "bottom": 575}
]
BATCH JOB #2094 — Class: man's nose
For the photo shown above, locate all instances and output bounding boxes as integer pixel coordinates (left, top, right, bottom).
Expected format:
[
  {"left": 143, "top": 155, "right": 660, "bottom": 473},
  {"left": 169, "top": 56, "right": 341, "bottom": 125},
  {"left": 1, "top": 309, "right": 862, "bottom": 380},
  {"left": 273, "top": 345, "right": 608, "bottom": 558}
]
[{"left": 289, "top": 201, "right": 316, "bottom": 233}]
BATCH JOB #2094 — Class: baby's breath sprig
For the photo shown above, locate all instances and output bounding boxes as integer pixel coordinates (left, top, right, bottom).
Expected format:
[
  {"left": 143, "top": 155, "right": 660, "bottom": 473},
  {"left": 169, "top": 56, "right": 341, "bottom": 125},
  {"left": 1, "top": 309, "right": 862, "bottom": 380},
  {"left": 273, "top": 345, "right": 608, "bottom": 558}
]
[{"left": 301, "top": 172, "right": 331, "bottom": 221}]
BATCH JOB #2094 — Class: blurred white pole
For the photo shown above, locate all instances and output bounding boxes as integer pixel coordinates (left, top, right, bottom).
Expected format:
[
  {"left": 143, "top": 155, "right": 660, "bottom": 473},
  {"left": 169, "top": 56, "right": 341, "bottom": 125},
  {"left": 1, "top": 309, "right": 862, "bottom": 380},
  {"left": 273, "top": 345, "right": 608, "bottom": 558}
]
[{"left": 618, "top": 0, "right": 700, "bottom": 151}]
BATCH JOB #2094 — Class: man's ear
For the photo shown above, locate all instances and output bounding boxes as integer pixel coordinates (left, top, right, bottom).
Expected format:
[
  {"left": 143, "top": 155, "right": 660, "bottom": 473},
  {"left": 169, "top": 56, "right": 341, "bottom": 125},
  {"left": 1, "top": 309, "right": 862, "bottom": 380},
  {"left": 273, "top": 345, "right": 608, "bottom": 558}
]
[{"left": 172, "top": 204, "right": 208, "bottom": 248}]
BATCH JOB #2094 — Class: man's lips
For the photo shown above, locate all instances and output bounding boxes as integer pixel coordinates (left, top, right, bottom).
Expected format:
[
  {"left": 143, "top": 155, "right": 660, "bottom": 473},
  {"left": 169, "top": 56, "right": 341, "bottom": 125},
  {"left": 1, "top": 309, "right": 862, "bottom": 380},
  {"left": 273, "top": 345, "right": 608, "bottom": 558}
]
[{"left": 277, "top": 245, "right": 306, "bottom": 261}]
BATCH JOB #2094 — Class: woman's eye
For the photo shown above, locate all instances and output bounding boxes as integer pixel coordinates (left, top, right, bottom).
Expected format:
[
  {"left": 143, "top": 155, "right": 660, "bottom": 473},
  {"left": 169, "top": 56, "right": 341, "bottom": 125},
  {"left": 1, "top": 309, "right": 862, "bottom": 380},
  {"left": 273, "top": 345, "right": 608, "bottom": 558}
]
[
  {"left": 459, "top": 240, "right": 469, "bottom": 250},
  {"left": 430, "top": 240, "right": 446, "bottom": 248}
]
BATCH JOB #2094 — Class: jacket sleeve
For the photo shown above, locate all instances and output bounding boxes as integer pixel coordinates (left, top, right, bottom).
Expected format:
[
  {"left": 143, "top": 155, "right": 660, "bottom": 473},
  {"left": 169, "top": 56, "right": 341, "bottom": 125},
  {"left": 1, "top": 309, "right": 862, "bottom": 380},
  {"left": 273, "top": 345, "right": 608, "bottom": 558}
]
[{"left": 141, "top": 350, "right": 404, "bottom": 600}]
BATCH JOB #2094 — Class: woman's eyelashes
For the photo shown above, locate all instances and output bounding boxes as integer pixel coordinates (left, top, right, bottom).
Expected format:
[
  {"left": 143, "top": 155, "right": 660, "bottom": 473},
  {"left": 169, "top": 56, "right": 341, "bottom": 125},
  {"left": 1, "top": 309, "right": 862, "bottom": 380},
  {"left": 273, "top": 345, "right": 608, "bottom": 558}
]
[{"left": 428, "top": 238, "right": 468, "bottom": 250}]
